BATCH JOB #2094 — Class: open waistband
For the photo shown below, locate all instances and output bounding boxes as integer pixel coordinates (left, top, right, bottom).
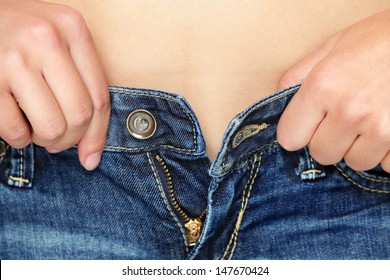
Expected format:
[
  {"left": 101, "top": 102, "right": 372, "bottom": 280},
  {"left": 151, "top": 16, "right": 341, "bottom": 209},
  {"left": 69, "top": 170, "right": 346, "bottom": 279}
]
[
  {"left": 104, "top": 86, "right": 206, "bottom": 156},
  {"left": 105, "top": 85, "right": 300, "bottom": 176},
  {"left": 0, "top": 84, "right": 301, "bottom": 185}
]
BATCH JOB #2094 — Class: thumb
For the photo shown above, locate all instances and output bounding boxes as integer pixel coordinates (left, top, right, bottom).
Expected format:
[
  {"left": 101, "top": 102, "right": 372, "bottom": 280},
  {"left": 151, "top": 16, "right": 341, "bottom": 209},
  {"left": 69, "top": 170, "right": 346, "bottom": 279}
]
[{"left": 277, "top": 32, "right": 342, "bottom": 91}]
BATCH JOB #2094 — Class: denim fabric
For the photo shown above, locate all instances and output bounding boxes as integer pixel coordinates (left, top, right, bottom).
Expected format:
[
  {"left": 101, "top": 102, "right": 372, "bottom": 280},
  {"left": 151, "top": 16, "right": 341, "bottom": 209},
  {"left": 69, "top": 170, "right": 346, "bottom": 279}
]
[{"left": 0, "top": 85, "right": 389, "bottom": 259}]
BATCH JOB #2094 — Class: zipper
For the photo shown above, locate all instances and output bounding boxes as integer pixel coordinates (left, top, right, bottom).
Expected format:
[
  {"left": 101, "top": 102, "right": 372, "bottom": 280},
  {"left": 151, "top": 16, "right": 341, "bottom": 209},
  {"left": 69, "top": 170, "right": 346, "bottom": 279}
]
[{"left": 155, "top": 154, "right": 206, "bottom": 246}]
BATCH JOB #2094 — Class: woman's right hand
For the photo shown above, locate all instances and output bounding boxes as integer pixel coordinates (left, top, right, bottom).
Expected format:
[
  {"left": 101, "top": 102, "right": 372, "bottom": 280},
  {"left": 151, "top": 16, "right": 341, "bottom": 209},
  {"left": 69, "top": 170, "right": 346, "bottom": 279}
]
[{"left": 0, "top": 0, "right": 110, "bottom": 170}]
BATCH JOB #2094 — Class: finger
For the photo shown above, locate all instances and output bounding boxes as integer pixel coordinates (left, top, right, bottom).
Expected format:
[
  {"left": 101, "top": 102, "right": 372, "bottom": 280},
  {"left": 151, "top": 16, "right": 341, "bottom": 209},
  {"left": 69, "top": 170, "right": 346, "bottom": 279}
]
[
  {"left": 277, "top": 32, "right": 342, "bottom": 90},
  {"left": 71, "top": 34, "right": 110, "bottom": 171},
  {"left": 344, "top": 135, "right": 389, "bottom": 171},
  {"left": 77, "top": 108, "right": 110, "bottom": 171},
  {"left": 8, "top": 67, "right": 67, "bottom": 147},
  {"left": 381, "top": 151, "right": 390, "bottom": 173},
  {"left": 308, "top": 113, "right": 357, "bottom": 165},
  {"left": 277, "top": 81, "right": 327, "bottom": 151},
  {"left": 0, "top": 90, "right": 31, "bottom": 148},
  {"left": 55, "top": 10, "right": 110, "bottom": 170},
  {"left": 41, "top": 46, "right": 93, "bottom": 152}
]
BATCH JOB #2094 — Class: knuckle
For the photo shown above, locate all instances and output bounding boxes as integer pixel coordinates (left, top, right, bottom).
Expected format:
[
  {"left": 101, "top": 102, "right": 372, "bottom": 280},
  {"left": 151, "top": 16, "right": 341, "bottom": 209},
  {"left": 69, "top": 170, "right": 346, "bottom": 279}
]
[
  {"left": 305, "top": 69, "right": 335, "bottom": 96},
  {"left": 309, "top": 149, "right": 330, "bottom": 166},
  {"left": 344, "top": 156, "right": 370, "bottom": 172},
  {"left": 278, "top": 70, "right": 298, "bottom": 90},
  {"left": 58, "top": 6, "right": 91, "bottom": 40},
  {"left": 70, "top": 105, "right": 93, "bottom": 128},
  {"left": 372, "top": 117, "right": 390, "bottom": 142},
  {"left": 94, "top": 90, "right": 111, "bottom": 113},
  {"left": 276, "top": 127, "right": 298, "bottom": 151},
  {"left": 343, "top": 158, "right": 360, "bottom": 171},
  {"left": 3, "top": 48, "right": 27, "bottom": 70},
  {"left": 277, "top": 135, "right": 296, "bottom": 151},
  {"left": 339, "top": 100, "right": 369, "bottom": 126},
  {"left": 36, "top": 120, "right": 67, "bottom": 142},
  {"left": 29, "top": 20, "right": 62, "bottom": 49},
  {"left": 48, "top": 141, "right": 77, "bottom": 152},
  {"left": 3, "top": 125, "right": 30, "bottom": 146},
  {"left": 308, "top": 142, "right": 341, "bottom": 166}
]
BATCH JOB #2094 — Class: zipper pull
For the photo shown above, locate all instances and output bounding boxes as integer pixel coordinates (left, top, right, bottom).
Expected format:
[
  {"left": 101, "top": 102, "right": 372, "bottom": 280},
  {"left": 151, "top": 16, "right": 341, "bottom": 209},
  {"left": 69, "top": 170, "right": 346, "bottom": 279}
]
[{"left": 184, "top": 218, "right": 203, "bottom": 246}]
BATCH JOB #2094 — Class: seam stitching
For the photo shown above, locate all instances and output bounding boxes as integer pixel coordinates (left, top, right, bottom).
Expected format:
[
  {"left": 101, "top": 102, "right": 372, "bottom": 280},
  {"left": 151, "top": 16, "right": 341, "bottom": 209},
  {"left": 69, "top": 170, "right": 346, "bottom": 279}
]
[
  {"left": 218, "top": 141, "right": 278, "bottom": 176},
  {"left": 355, "top": 171, "right": 390, "bottom": 183},
  {"left": 110, "top": 89, "right": 198, "bottom": 151},
  {"left": 334, "top": 165, "right": 390, "bottom": 194},
  {"left": 309, "top": 154, "right": 315, "bottom": 169},
  {"left": 219, "top": 86, "right": 297, "bottom": 168},
  {"left": 9, "top": 176, "right": 30, "bottom": 183},
  {"left": 221, "top": 155, "right": 261, "bottom": 260},
  {"left": 105, "top": 143, "right": 195, "bottom": 153},
  {"left": 20, "top": 149, "right": 22, "bottom": 178},
  {"left": 8, "top": 149, "right": 30, "bottom": 186},
  {"left": 302, "top": 169, "right": 323, "bottom": 175}
]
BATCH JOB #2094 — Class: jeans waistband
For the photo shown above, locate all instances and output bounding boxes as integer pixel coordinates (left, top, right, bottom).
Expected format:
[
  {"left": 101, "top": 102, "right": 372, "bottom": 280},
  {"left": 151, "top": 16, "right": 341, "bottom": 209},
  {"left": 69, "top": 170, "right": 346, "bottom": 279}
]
[
  {"left": 105, "top": 85, "right": 300, "bottom": 176},
  {"left": 210, "top": 85, "right": 299, "bottom": 176},
  {"left": 1, "top": 85, "right": 302, "bottom": 186},
  {"left": 105, "top": 86, "right": 206, "bottom": 155}
]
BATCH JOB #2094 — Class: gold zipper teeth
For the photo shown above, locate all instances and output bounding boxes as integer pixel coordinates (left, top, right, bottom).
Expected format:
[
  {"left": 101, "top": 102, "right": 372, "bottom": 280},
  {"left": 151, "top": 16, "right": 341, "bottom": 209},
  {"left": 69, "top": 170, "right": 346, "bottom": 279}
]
[
  {"left": 155, "top": 155, "right": 191, "bottom": 222},
  {"left": 199, "top": 209, "right": 206, "bottom": 221},
  {"left": 155, "top": 154, "right": 207, "bottom": 245}
]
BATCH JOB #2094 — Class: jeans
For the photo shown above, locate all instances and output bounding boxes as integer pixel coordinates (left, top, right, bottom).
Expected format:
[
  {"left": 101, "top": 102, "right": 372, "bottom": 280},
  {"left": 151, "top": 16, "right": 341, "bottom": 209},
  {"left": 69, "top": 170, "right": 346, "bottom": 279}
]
[{"left": 1, "top": 85, "right": 389, "bottom": 259}]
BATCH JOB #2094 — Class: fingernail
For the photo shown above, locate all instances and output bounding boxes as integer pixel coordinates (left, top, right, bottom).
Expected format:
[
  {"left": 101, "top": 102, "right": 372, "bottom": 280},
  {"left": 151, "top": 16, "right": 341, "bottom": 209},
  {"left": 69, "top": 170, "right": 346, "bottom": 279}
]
[{"left": 84, "top": 152, "right": 102, "bottom": 171}]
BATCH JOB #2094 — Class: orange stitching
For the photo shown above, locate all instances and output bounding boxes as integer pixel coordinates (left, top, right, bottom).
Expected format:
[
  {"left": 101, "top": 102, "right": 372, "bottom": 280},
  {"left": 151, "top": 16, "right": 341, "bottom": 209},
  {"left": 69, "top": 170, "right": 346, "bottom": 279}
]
[
  {"left": 105, "top": 143, "right": 196, "bottom": 153},
  {"left": 302, "top": 169, "right": 323, "bottom": 175},
  {"left": 355, "top": 171, "right": 390, "bottom": 183},
  {"left": 221, "top": 155, "right": 261, "bottom": 260},
  {"left": 110, "top": 89, "right": 198, "bottom": 151},
  {"left": 8, "top": 149, "right": 29, "bottom": 187},
  {"left": 309, "top": 154, "right": 315, "bottom": 170},
  {"left": 19, "top": 149, "right": 22, "bottom": 177},
  {"left": 9, "top": 176, "right": 30, "bottom": 184},
  {"left": 232, "top": 123, "right": 269, "bottom": 149}
]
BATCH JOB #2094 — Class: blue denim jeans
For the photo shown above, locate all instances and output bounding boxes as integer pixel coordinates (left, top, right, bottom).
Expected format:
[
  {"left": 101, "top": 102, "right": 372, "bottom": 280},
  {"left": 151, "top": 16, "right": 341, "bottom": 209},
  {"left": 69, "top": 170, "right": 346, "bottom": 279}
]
[{"left": 1, "top": 85, "right": 389, "bottom": 259}]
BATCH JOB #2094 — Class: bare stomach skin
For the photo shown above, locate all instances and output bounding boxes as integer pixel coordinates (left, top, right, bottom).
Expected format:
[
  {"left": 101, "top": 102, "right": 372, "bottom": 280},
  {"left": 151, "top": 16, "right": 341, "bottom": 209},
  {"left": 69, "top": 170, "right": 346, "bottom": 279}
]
[{"left": 47, "top": 0, "right": 390, "bottom": 159}]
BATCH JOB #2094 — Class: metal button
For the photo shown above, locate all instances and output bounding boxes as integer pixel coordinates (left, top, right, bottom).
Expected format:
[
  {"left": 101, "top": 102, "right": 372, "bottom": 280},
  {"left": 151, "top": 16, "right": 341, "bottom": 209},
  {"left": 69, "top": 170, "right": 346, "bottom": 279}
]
[{"left": 127, "top": 109, "right": 157, "bottom": 139}]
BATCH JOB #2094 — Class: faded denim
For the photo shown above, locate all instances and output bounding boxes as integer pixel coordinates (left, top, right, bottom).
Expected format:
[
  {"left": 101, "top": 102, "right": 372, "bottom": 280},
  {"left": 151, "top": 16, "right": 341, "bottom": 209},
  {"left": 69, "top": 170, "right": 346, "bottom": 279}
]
[{"left": 1, "top": 85, "right": 389, "bottom": 259}]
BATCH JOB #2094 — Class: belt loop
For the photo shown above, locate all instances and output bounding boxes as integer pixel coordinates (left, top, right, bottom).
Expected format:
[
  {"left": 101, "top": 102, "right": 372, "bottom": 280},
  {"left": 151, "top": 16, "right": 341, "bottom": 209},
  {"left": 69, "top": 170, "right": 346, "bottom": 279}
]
[
  {"left": 296, "top": 146, "right": 326, "bottom": 180},
  {"left": 6, "top": 143, "right": 34, "bottom": 188}
]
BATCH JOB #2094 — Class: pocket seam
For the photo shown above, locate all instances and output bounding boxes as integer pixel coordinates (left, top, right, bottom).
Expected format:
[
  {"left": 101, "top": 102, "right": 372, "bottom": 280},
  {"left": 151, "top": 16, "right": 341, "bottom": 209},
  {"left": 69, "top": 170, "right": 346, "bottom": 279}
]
[
  {"left": 334, "top": 164, "right": 390, "bottom": 194},
  {"left": 355, "top": 171, "right": 390, "bottom": 183}
]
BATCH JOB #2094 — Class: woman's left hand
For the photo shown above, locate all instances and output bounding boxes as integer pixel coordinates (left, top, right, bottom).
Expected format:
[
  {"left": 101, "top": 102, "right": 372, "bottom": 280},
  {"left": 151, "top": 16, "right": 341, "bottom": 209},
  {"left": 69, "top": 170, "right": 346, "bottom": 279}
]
[{"left": 277, "top": 9, "right": 390, "bottom": 173}]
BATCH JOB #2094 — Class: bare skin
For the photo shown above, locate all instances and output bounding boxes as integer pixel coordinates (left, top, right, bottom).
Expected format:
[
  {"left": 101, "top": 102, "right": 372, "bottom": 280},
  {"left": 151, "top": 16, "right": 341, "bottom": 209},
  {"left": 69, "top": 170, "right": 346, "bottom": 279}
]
[{"left": 1, "top": 0, "right": 390, "bottom": 171}]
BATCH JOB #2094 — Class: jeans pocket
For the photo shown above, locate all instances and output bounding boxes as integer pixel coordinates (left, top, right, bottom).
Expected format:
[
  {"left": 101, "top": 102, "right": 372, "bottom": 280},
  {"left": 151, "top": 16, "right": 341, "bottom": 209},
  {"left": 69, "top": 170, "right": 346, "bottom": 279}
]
[{"left": 334, "top": 161, "right": 390, "bottom": 194}]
